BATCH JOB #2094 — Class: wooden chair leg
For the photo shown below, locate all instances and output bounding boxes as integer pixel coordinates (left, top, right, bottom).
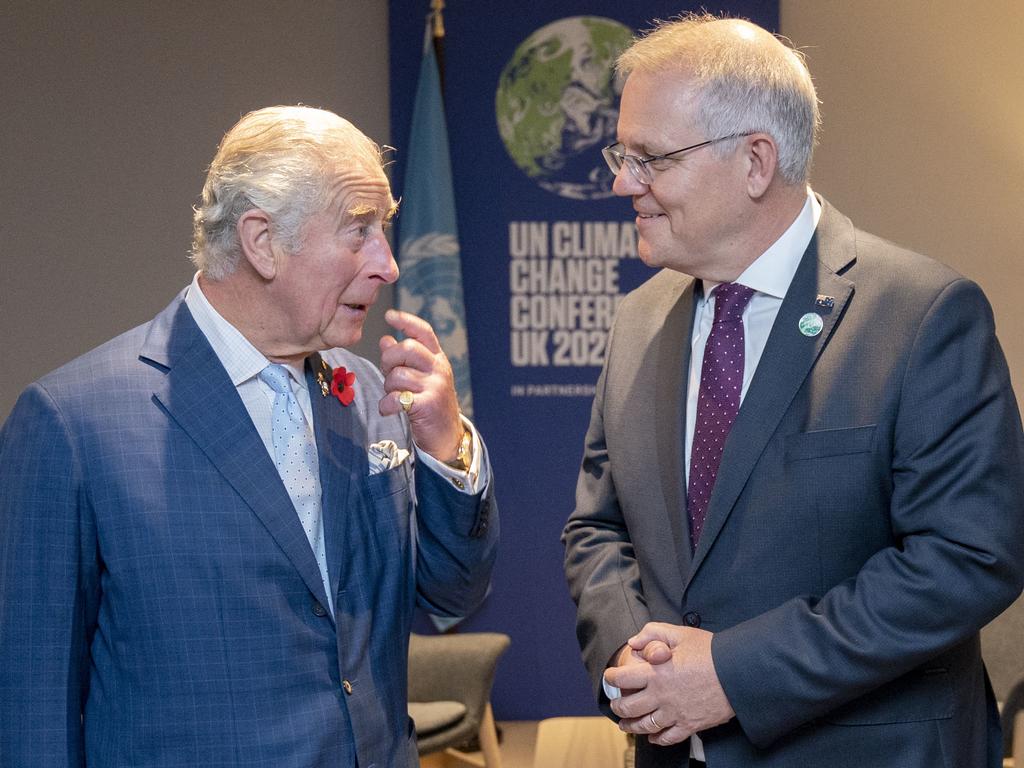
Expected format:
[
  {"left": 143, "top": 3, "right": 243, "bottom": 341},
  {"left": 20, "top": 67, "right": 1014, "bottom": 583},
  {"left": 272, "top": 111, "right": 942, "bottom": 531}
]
[
  {"left": 477, "top": 703, "right": 503, "bottom": 768},
  {"left": 442, "top": 703, "right": 502, "bottom": 768},
  {"left": 1012, "top": 710, "right": 1024, "bottom": 767}
]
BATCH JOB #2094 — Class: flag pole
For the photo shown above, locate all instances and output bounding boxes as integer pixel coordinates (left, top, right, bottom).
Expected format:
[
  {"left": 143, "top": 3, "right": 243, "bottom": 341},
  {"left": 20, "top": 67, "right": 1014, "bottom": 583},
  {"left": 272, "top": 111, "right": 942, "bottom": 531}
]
[
  {"left": 401, "top": 0, "right": 481, "bottom": 631},
  {"left": 430, "top": 0, "right": 445, "bottom": 94}
]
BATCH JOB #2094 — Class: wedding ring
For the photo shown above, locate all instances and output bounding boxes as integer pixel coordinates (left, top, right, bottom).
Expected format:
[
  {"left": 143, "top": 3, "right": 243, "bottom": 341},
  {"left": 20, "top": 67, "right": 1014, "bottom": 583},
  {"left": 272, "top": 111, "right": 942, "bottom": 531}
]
[
  {"left": 398, "top": 390, "right": 415, "bottom": 413},
  {"left": 648, "top": 713, "right": 662, "bottom": 731}
]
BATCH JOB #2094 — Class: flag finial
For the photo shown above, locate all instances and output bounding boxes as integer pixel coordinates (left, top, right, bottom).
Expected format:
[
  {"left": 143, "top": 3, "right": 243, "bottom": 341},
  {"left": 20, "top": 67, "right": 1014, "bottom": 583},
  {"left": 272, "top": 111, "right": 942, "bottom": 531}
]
[{"left": 430, "top": 0, "right": 445, "bottom": 39}]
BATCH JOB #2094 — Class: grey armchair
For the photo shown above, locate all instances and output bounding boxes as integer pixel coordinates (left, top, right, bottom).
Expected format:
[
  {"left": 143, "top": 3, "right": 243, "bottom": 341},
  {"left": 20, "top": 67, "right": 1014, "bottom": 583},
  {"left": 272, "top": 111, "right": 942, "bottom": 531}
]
[{"left": 407, "top": 631, "right": 511, "bottom": 768}]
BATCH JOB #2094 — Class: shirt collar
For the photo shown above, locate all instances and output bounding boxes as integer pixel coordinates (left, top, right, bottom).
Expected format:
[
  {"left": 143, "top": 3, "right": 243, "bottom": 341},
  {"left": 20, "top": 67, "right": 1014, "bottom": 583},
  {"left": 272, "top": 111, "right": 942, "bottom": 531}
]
[
  {"left": 184, "top": 272, "right": 307, "bottom": 390},
  {"left": 701, "top": 189, "right": 821, "bottom": 302}
]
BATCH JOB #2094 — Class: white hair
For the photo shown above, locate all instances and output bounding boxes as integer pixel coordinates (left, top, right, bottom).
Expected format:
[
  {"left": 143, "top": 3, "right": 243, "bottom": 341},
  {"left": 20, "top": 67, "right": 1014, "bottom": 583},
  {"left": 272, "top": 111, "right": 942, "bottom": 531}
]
[{"left": 190, "top": 105, "right": 393, "bottom": 279}]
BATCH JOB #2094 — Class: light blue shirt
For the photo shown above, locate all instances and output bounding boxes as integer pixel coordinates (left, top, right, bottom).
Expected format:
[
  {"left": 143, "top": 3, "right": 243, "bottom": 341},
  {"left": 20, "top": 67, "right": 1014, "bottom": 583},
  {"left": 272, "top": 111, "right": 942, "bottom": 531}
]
[{"left": 183, "top": 273, "right": 487, "bottom": 493}]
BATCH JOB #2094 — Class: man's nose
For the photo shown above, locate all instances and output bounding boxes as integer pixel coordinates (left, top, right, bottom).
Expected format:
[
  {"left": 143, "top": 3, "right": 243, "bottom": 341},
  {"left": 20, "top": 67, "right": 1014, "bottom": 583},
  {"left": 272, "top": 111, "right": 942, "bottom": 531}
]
[
  {"left": 373, "top": 239, "right": 400, "bottom": 284},
  {"left": 612, "top": 165, "right": 646, "bottom": 197}
]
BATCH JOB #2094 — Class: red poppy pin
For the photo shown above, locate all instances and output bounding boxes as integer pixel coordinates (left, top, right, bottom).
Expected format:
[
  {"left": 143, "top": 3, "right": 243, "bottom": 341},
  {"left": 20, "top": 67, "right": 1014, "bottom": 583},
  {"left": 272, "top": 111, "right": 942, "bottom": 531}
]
[{"left": 330, "top": 366, "right": 356, "bottom": 406}]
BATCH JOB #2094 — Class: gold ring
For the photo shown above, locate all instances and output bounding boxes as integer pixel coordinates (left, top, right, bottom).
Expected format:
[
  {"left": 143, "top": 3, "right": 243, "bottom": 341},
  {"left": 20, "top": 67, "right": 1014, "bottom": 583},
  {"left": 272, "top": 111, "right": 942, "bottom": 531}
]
[
  {"left": 398, "top": 390, "right": 414, "bottom": 413},
  {"left": 649, "top": 713, "right": 662, "bottom": 731}
]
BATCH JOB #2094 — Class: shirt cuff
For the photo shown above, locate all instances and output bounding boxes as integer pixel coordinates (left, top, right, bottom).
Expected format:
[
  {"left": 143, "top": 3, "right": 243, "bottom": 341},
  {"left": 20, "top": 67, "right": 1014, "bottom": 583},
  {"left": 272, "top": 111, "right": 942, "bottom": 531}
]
[
  {"left": 602, "top": 677, "right": 622, "bottom": 700},
  {"left": 415, "top": 415, "right": 489, "bottom": 495}
]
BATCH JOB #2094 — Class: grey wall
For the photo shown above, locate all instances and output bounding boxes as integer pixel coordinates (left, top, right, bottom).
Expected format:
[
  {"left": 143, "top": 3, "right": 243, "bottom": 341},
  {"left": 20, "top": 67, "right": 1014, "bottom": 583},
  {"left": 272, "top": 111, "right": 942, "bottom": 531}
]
[{"left": 1, "top": 0, "right": 391, "bottom": 418}]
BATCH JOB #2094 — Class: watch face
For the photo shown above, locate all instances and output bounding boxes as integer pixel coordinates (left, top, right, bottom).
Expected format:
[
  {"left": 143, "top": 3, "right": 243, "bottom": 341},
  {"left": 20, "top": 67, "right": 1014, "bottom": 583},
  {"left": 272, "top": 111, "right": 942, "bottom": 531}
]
[{"left": 449, "top": 429, "right": 471, "bottom": 471}]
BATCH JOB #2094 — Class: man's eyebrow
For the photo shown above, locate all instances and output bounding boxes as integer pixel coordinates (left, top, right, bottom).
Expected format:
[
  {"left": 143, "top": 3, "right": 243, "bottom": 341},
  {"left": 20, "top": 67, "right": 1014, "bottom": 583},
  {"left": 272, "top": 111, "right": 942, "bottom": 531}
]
[
  {"left": 345, "top": 200, "right": 400, "bottom": 222},
  {"left": 346, "top": 203, "right": 378, "bottom": 219}
]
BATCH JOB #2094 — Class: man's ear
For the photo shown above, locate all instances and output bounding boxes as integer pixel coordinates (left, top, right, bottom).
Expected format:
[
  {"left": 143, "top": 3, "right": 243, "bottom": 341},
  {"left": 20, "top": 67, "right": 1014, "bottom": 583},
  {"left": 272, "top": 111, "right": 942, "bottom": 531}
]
[
  {"left": 237, "top": 208, "right": 277, "bottom": 280},
  {"left": 745, "top": 134, "right": 779, "bottom": 199}
]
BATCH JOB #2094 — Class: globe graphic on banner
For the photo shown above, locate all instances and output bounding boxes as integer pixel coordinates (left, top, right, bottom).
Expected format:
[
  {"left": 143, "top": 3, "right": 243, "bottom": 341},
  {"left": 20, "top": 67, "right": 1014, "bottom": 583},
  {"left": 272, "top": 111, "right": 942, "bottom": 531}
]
[{"left": 496, "top": 16, "right": 631, "bottom": 200}]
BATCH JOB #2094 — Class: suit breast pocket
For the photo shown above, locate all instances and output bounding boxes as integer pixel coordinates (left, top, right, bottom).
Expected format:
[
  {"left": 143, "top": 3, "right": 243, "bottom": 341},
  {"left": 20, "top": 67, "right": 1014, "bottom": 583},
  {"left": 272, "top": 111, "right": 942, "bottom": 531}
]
[
  {"left": 366, "top": 461, "right": 412, "bottom": 502},
  {"left": 364, "top": 462, "right": 414, "bottom": 550},
  {"left": 354, "top": 463, "right": 415, "bottom": 581},
  {"left": 780, "top": 425, "right": 890, "bottom": 587},
  {"left": 784, "top": 424, "right": 876, "bottom": 462}
]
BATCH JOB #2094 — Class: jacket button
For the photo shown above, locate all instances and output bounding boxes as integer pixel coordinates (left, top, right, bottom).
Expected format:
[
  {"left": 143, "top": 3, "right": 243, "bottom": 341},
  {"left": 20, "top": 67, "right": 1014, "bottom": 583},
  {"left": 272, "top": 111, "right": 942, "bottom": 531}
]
[
  {"left": 311, "top": 600, "right": 327, "bottom": 617},
  {"left": 683, "top": 611, "right": 701, "bottom": 627},
  {"left": 342, "top": 679, "right": 353, "bottom": 695}
]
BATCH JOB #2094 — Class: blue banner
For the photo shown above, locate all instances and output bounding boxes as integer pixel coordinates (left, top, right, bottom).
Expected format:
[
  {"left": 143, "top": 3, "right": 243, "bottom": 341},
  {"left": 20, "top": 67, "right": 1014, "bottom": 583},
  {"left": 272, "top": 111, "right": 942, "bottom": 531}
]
[{"left": 390, "top": 0, "right": 779, "bottom": 719}]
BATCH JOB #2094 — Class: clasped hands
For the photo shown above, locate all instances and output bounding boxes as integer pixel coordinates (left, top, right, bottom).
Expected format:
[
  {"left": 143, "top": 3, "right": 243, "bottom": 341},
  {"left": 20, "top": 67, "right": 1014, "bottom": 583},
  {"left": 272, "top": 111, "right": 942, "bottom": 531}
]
[
  {"left": 604, "top": 623, "right": 735, "bottom": 746},
  {"left": 378, "top": 309, "right": 464, "bottom": 464}
]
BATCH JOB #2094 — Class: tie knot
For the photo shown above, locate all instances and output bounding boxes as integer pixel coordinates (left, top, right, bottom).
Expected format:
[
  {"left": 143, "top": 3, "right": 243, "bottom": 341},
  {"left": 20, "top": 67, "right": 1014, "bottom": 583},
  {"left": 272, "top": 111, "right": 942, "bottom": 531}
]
[
  {"left": 712, "top": 283, "right": 755, "bottom": 323},
  {"left": 259, "top": 363, "right": 293, "bottom": 396}
]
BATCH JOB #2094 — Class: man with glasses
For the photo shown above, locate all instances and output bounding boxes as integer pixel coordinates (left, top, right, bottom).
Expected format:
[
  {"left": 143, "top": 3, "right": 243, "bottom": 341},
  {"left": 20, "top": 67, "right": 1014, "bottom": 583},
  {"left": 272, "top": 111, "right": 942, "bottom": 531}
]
[{"left": 563, "top": 14, "right": 1023, "bottom": 768}]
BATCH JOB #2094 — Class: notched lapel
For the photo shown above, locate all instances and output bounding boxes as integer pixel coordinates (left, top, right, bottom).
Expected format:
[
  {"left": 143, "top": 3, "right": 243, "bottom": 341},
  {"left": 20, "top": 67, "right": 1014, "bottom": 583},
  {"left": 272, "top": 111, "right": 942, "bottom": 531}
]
[
  {"left": 653, "top": 279, "right": 697, "bottom": 586},
  {"left": 307, "top": 353, "right": 359, "bottom": 610},
  {"left": 687, "top": 215, "right": 856, "bottom": 581},
  {"left": 143, "top": 300, "right": 333, "bottom": 610}
]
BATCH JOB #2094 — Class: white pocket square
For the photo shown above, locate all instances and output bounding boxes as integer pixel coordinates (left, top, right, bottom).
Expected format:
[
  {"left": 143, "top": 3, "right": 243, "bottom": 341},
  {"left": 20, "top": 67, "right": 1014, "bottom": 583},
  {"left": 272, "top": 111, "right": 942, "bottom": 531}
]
[{"left": 367, "top": 440, "right": 410, "bottom": 475}]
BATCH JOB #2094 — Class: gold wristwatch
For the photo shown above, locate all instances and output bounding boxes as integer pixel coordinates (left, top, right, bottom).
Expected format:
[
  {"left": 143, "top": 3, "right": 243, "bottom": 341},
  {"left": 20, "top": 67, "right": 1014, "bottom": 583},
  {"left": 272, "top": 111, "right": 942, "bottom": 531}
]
[{"left": 444, "top": 426, "right": 472, "bottom": 472}]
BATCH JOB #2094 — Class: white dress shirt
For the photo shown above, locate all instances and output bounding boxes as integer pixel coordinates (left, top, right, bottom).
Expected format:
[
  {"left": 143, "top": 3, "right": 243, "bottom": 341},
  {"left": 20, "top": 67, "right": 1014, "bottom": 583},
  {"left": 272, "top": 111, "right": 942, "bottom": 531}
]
[{"left": 685, "top": 191, "right": 821, "bottom": 483}]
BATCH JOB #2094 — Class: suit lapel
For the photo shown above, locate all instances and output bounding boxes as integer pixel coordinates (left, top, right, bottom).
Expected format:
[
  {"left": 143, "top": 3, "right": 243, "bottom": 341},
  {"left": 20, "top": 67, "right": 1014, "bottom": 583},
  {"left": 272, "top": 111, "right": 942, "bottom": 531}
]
[
  {"left": 653, "top": 278, "right": 698, "bottom": 587},
  {"left": 687, "top": 201, "right": 857, "bottom": 581},
  {"left": 306, "top": 353, "right": 360, "bottom": 612},
  {"left": 141, "top": 297, "right": 333, "bottom": 610}
]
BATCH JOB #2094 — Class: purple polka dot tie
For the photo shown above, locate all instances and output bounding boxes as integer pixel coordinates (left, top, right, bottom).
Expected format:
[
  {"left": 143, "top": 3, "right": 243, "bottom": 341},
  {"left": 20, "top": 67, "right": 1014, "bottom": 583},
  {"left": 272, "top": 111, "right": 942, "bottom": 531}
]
[{"left": 687, "top": 283, "right": 755, "bottom": 549}]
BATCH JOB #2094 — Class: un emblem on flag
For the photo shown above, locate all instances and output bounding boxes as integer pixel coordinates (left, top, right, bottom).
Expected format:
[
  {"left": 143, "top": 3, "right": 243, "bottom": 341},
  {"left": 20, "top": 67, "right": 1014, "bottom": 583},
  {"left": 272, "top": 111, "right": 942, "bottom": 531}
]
[{"left": 398, "top": 233, "right": 473, "bottom": 415}]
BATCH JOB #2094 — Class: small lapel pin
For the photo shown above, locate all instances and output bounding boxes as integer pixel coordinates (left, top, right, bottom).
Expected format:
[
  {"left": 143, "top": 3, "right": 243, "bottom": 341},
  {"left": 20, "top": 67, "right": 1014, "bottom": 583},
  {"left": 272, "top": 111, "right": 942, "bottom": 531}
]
[
  {"left": 815, "top": 294, "right": 835, "bottom": 310},
  {"left": 798, "top": 312, "right": 824, "bottom": 337},
  {"left": 316, "top": 370, "right": 330, "bottom": 397}
]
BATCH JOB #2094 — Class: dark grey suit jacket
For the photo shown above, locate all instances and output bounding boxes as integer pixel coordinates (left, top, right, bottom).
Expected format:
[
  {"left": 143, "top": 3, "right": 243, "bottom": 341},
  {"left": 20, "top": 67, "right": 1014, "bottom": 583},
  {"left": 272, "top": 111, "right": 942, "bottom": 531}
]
[{"left": 563, "top": 198, "right": 1024, "bottom": 767}]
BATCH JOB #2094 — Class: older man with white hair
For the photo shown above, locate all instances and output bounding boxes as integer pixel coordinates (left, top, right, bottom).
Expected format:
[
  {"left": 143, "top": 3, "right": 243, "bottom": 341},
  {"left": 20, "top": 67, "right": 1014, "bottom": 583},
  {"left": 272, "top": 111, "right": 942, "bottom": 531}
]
[{"left": 0, "top": 105, "right": 498, "bottom": 767}]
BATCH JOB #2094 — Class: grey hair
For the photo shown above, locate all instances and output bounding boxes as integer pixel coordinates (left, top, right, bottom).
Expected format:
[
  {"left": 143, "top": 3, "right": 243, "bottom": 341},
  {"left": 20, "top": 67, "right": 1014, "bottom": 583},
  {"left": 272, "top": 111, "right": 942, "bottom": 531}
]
[
  {"left": 190, "top": 105, "right": 392, "bottom": 279},
  {"left": 617, "top": 14, "right": 820, "bottom": 185}
]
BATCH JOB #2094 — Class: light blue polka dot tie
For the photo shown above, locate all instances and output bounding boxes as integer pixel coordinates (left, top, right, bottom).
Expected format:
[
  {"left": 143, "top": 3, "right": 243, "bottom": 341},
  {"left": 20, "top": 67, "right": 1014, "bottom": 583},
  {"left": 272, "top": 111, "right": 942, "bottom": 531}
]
[{"left": 259, "top": 363, "right": 331, "bottom": 612}]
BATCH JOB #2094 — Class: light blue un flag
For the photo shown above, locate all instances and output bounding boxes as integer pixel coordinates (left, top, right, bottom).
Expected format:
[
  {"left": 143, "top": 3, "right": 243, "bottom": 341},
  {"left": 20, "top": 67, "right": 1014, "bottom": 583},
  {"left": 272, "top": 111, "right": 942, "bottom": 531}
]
[{"left": 398, "top": 25, "right": 473, "bottom": 419}]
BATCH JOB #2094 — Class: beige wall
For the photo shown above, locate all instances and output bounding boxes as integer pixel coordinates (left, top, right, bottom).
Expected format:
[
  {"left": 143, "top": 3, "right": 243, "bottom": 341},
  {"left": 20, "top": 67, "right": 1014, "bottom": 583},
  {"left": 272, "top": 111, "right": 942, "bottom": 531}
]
[
  {"left": 0, "top": 1, "right": 391, "bottom": 419},
  {"left": 781, "top": 0, "right": 1024, "bottom": 701},
  {"left": 781, "top": 1, "right": 1024, "bottom": 405}
]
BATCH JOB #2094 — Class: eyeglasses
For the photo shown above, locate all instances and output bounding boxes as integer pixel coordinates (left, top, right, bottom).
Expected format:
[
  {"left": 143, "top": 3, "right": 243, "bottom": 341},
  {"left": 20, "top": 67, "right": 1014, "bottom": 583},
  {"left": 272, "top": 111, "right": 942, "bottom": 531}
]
[{"left": 602, "top": 132, "right": 753, "bottom": 185}]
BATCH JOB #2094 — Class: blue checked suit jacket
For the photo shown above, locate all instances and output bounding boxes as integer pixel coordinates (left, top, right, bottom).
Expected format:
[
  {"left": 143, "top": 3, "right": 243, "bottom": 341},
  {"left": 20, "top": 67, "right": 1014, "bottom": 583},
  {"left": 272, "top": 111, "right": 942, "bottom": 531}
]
[{"left": 0, "top": 291, "right": 498, "bottom": 767}]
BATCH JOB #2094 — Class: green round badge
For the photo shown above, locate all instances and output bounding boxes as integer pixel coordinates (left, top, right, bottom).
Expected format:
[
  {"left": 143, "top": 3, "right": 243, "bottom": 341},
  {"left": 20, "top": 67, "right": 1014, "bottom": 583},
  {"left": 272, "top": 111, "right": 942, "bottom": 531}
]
[{"left": 798, "top": 313, "right": 824, "bottom": 337}]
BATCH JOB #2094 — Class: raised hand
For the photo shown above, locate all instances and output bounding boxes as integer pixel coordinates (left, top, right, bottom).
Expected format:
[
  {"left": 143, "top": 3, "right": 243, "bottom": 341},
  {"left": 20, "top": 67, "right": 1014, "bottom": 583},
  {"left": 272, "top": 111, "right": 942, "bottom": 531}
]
[{"left": 379, "top": 309, "right": 463, "bottom": 462}]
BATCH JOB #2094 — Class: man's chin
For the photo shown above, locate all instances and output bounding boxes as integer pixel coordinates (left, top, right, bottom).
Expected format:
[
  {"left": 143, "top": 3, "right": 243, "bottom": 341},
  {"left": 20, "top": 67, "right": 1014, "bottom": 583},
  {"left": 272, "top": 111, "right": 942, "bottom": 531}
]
[
  {"left": 321, "top": 323, "right": 363, "bottom": 352},
  {"left": 637, "top": 242, "right": 662, "bottom": 269}
]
